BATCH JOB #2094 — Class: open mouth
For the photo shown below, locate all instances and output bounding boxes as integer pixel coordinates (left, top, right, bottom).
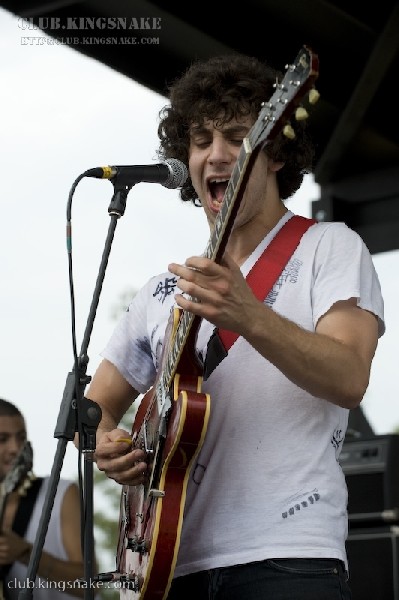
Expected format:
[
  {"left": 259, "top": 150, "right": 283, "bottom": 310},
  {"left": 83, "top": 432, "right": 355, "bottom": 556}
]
[{"left": 208, "top": 178, "right": 229, "bottom": 210}]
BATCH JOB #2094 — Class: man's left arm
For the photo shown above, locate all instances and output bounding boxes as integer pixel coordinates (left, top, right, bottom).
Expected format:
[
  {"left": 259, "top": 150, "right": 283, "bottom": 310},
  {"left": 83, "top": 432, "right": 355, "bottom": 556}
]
[{"left": 169, "top": 254, "right": 380, "bottom": 409}]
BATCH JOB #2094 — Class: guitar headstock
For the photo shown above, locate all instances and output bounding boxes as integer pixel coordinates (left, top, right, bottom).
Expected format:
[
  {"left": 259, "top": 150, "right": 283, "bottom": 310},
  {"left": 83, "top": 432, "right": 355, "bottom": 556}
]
[
  {"left": 250, "top": 45, "right": 319, "bottom": 149},
  {"left": 1, "top": 440, "right": 33, "bottom": 496}
]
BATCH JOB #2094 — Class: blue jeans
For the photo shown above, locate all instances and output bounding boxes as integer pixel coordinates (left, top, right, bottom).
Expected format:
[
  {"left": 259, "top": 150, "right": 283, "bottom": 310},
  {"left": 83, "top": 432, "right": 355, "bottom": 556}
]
[{"left": 167, "top": 558, "right": 352, "bottom": 600}]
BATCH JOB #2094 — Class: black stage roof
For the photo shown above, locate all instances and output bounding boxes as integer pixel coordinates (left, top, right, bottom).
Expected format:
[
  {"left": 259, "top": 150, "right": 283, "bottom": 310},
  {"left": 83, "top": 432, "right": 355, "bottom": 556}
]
[{"left": 3, "top": 0, "right": 399, "bottom": 254}]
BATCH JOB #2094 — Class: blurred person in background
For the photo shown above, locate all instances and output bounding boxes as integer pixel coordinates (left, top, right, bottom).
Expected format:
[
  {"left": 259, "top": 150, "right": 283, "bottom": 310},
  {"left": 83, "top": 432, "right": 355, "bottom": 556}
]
[{"left": 0, "top": 397, "right": 87, "bottom": 599}]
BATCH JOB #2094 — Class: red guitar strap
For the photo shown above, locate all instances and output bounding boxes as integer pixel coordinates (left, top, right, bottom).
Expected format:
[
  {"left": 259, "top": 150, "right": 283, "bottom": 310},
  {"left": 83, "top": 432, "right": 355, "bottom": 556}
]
[{"left": 203, "top": 214, "right": 316, "bottom": 380}]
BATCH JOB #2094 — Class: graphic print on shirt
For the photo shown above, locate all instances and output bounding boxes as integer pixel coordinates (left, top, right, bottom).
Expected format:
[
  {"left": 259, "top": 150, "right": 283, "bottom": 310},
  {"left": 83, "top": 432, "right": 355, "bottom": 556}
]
[
  {"left": 130, "top": 335, "right": 156, "bottom": 385},
  {"left": 282, "top": 489, "right": 320, "bottom": 519},
  {"left": 191, "top": 462, "right": 206, "bottom": 486},
  {"left": 152, "top": 276, "right": 177, "bottom": 303},
  {"left": 144, "top": 277, "right": 178, "bottom": 371},
  {"left": 331, "top": 428, "right": 345, "bottom": 454},
  {"left": 265, "top": 257, "right": 303, "bottom": 307},
  {"left": 153, "top": 333, "right": 165, "bottom": 372}
]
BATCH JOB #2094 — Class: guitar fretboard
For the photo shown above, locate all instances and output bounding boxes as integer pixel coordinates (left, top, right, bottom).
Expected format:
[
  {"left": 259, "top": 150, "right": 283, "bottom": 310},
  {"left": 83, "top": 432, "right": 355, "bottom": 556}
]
[{"left": 158, "top": 138, "right": 255, "bottom": 398}]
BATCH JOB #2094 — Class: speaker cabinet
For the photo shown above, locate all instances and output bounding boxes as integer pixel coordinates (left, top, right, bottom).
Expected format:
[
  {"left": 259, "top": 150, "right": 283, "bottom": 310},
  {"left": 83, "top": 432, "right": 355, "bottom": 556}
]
[
  {"left": 340, "top": 434, "right": 399, "bottom": 523},
  {"left": 347, "top": 526, "right": 399, "bottom": 599}
]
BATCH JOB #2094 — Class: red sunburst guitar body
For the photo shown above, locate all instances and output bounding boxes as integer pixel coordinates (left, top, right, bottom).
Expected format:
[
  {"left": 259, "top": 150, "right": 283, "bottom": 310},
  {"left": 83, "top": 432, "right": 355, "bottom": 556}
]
[{"left": 116, "top": 308, "right": 211, "bottom": 600}]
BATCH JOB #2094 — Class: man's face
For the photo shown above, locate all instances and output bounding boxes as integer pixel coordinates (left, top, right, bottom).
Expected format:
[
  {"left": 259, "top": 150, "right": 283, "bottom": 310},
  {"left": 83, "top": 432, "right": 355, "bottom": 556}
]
[
  {"left": 188, "top": 115, "right": 271, "bottom": 231},
  {"left": 0, "top": 415, "right": 27, "bottom": 481}
]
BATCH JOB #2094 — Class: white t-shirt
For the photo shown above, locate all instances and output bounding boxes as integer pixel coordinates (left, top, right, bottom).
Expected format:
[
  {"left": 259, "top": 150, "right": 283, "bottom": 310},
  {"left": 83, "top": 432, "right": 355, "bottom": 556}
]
[
  {"left": 5, "top": 478, "right": 86, "bottom": 600},
  {"left": 102, "top": 211, "right": 385, "bottom": 577}
]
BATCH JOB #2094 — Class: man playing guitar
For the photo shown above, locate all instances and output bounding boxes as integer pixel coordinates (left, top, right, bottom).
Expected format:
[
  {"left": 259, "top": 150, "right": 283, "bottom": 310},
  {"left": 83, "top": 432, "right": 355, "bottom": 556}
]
[{"left": 88, "top": 51, "right": 384, "bottom": 600}]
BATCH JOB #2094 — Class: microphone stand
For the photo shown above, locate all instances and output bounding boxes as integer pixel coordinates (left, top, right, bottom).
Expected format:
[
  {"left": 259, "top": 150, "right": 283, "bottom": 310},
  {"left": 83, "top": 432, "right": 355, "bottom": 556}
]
[{"left": 18, "top": 176, "right": 133, "bottom": 599}]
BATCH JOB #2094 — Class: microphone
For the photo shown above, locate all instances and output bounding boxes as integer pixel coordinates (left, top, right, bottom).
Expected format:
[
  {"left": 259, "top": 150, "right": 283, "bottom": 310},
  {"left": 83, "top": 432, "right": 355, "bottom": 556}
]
[{"left": 83, "top": 158, "right": 188, "bottom": 189}]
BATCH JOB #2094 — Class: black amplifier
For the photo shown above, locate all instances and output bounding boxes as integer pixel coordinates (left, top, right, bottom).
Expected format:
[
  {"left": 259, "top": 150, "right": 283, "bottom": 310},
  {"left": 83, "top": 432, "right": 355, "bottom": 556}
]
[
  {"left": 346, "top": 525, "right": 399, "bottom": 599},
  {"left": 339, "top": 434, "right": 399, "bottom": 524}
]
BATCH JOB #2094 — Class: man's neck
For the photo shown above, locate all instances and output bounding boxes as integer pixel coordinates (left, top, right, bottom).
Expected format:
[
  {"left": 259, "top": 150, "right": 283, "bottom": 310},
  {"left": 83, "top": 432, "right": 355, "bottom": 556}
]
[{"left": 226, "top": 203, "right": 288, "bottom": 265}]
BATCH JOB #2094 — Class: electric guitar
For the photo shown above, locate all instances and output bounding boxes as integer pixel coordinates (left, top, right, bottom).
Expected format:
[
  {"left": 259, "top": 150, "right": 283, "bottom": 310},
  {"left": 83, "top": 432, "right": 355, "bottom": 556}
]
[
  {"left": 115, "top": 45, "right": 320, "bottom": 599},
  {"left": 0, "top": 441, "right": 34, "bottom": 599}
]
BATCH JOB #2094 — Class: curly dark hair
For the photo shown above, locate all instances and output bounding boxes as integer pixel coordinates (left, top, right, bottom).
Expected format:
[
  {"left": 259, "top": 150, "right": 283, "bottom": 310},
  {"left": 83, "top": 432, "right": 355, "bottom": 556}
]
[{"left": 157, "top": 53, "right": 315, "bottom": 204}]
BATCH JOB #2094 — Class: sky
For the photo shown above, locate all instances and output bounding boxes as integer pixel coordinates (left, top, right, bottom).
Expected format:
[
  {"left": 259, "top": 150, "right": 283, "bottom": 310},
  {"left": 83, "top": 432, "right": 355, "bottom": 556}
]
[{"left": 1, "top": 6, "right": 399, "bottom": 488}]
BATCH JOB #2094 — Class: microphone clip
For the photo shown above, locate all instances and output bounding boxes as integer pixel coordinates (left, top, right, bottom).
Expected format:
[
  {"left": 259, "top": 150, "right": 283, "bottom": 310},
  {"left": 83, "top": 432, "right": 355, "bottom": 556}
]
[{"left": 108, "top": 175, "right": 134, "bottom": 217}]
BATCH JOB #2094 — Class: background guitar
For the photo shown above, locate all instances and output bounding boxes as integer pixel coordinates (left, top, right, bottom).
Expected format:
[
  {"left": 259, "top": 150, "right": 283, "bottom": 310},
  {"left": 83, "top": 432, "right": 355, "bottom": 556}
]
[{"left": 0, "top": 441, "right": 34, "bottom": 600}]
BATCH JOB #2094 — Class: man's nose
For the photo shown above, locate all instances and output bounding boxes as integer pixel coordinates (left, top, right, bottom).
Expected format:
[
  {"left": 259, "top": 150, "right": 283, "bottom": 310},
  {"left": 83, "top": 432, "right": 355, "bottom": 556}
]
[{"left": 207, "top": 138, "right": 232, "bottom": 164}]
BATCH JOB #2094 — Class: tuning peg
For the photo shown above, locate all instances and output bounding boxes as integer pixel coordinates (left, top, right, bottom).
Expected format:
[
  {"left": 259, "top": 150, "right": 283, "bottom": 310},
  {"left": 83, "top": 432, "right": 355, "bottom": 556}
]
[
  {"left": 309, "top": 88, "right": 320, "bottom": 105},
  {"left": 295, "top": 107, "right": 309, "bottom": 121},
  {"left": 283, "top": 124, "right": 296, "bottom": 139}
]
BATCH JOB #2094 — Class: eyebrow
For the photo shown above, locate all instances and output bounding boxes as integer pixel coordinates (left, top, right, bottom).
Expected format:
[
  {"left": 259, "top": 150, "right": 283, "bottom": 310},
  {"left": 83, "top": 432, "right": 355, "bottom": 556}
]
[
  {"left": 190, "top": 124, "right": 250, "bottom": 137},
  {"left": 0, "top": 429, "right": 26, "bottom": 437}
]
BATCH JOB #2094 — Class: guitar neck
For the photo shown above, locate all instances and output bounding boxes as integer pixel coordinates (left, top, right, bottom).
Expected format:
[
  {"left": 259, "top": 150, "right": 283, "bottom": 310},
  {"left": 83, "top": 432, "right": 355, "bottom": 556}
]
[
  {"left": 204, "top": 138, "right": 258, "bottom": 263},
  {"left": 0, "top": 441, "right": 33, "bottom": 534},
  {"left": 159, "top": 141, "right": 258, "bottom": 392}
]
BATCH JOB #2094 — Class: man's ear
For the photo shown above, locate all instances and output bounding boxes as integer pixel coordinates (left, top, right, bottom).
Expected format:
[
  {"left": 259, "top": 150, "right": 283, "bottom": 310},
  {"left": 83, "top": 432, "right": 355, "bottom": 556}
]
[{"left": 269, "top": 160, "right": 285, "bottom": 172}]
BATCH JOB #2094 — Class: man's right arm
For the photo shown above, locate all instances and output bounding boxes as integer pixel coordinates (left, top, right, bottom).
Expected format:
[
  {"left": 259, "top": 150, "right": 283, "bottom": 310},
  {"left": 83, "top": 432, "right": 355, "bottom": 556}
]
[
  {"left": 85, "top": 358, "right": 148, "bottom": 485},
  {"left": 86, "top": 358, "right": 139, "bottom": 435}
]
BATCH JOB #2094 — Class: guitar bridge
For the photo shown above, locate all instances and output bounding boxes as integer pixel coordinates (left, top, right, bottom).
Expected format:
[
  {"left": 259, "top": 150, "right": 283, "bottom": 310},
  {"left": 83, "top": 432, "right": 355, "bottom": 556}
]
[{"left": 126, "top": 536, "right": 147, "bottom": 554}]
